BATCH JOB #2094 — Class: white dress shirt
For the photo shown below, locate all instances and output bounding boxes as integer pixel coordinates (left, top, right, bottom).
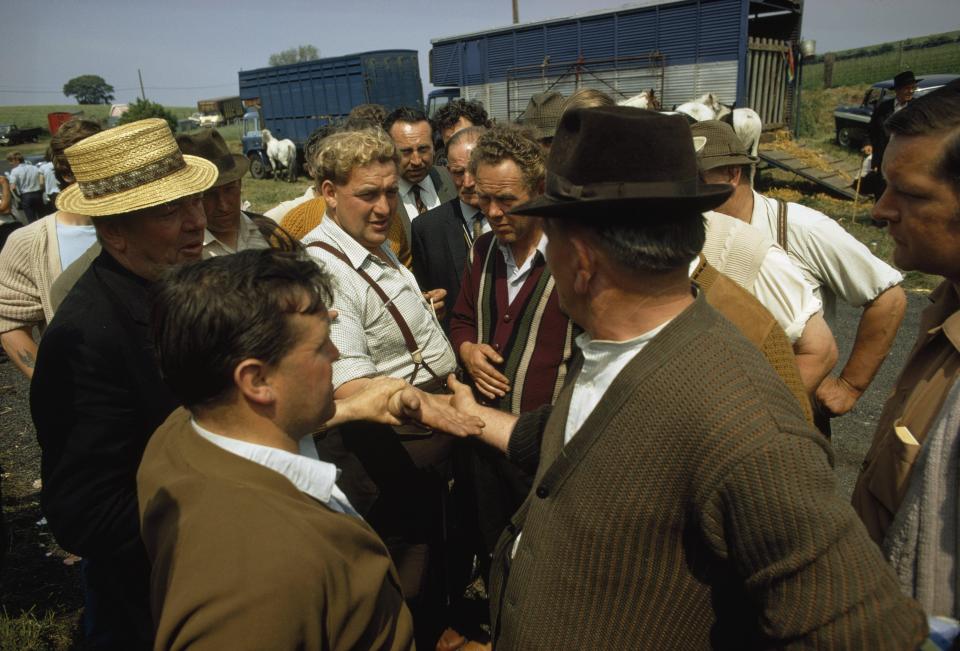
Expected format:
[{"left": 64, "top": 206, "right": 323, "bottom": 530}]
[
  {"left": 497, "top": 233, "right": 549, "bottom": 304},
  {"left": 398, "top": 175, "right": 441, "bottom": 222},
  {"left": 749, "top": 191, "right": 903, "bottom": 326},
  {"left": 302, "top": 215, "right": 457, "bottom": 388},
  {"left": 192, "top": 420, "right": 359, "bottom": 516}
]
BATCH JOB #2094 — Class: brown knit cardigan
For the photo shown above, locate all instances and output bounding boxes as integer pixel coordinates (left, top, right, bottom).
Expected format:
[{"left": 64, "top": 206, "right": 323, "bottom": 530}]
[{"left": 489, "top": 294, "right": 927, "bottom": 649}]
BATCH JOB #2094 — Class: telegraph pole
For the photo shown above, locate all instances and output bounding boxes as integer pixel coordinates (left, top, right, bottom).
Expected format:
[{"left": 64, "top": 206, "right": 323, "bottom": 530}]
[
  {"left": 138, "top": 69, "right": 146, "bottom": 100},
  {"left": 512, "top": 0, "right": 519, "bottom": 23}
]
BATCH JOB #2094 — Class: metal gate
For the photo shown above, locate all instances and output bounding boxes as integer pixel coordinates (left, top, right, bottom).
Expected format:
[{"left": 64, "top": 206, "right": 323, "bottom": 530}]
[
  {"left": 505, "top": 55, "right": 666, "bottom": 123},
  {"left": 747, "top": 37, "right": 791, "bottom": 128}
]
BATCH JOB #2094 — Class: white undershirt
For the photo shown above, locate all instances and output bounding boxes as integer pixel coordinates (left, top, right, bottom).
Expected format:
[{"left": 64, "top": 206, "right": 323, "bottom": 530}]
[
  {"left": 564, "top": 323, "right": 671, "bottom": 445},
  {"left": 192, "top": 420, "right": 359, "bottom": 517}
]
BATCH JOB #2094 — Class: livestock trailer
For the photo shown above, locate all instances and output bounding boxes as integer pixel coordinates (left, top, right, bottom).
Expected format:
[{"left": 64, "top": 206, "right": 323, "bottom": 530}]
[
  {"left": 238, "top": 49, "right": 423, "bottom": 178},
  {"left": 429, "top": 0, "right": 803, "bottom": 129}
]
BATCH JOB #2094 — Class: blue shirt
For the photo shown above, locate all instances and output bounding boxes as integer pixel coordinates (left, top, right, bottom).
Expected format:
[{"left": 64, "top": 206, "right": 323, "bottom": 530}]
[
  {"left": 10, "top": 162, "right": 41, "bottom": 193},
  {"left": 56, "top": 223, "right": 97, "bottom": 270}
]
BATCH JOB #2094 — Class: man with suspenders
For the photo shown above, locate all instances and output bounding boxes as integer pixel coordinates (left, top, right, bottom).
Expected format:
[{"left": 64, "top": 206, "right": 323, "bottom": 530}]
[{"left": 693, "top": 120, "right": 907, "bottom": 424}]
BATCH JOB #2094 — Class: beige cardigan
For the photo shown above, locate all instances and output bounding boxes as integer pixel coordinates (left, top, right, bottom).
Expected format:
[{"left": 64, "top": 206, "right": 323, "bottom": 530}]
[{"left": 0, "top": 215, "right": 64, "bottom": 332}]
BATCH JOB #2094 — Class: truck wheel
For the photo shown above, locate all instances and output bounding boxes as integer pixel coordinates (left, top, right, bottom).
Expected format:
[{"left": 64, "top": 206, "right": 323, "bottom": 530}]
[
  {"left": 249, "top": 156, "right": 268, "bottom": 179},
  {"left": 836, "top": 127, "right": 853, "bottom": 149}
]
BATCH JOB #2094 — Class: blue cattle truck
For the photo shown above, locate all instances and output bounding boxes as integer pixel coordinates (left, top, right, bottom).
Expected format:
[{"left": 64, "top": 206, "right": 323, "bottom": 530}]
[
  {"left": 238, "top": 49, "right": 424, "bottom": 179},
  {"left": 427, "top": 0, "right": 804, "bottom": 130}
]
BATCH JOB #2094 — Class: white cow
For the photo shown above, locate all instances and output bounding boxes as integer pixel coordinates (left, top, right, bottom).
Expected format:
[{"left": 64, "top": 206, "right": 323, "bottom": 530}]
[
  {"left": 673, "top": 94, "right": 763, "bottom": 185},
  {"left": 261, "top": 129, "right": 298, "bottom": 182}
]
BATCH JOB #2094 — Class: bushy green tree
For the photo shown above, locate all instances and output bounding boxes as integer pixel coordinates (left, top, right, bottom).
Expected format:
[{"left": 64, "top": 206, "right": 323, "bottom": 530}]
[
  {"left": 63, "top": 75, "right": 115, "bottom": 105},
  {"left": 117, "top": 98, "right": 178, "bottom": 133},
  {"left": 269, "top": 45, "right": 319, "bottom": 66}
]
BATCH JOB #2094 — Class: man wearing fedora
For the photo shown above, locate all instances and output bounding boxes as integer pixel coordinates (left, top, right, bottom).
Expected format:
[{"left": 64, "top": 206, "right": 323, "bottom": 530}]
[
  {"left": 444, "top": 106, "right": 928, "bottom": 648},
  {"left": 870, "top": 70, "right": 921, "bottom": 196},
  {"left": 693, "top": 120, "right": 906, "bottom": 425},
  {"left": 176, "top": 128, "right": 269, "bottom": 257}
]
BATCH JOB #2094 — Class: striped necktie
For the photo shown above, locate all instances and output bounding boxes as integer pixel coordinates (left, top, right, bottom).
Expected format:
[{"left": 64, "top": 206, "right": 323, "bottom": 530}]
[
  {"left": 411, "top": 184, "right": 427, "bottom": 215},
  {"left": 472, "top": 214, "right": 484, "bottom": 241}
]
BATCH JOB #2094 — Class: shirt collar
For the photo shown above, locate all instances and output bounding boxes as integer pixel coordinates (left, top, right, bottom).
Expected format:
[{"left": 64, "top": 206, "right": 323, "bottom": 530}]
[
  {"left": 202, "top": 212, "right": 258, "bottom": 252},
  {"left": 192, "top": 419, "right": 341, "bottom": 505},
  {"left": 398, "top": 173, "right": 437, "bottom": 199},
  {"left": 317, "top": 213, "right": 396, "bottom": 280},
  {"left": 497, "top": 232, "right": 548, "bottom": 267},
  {"left": 926, "top": 281, "right": 960, "bottom": 352},
  {"left": 575, "top": 322, "right": 670, "bottom": 362},
  {"left": 459, "top": 200, "right": 480, "bottom": 221}
]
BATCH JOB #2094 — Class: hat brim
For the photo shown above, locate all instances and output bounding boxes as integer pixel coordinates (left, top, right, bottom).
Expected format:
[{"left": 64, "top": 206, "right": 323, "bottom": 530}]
[
  {"left": 56, "top": 155, "right": 219, "bottom": 217},
  {"left": 699, "top": 153, "right": 759, "bottom": 171},
  {"left": 212, "top": 154, "right": 250, "bottom": 187},
  {"left": 512, "top": 183, "right": 733, "bottom": 219}
]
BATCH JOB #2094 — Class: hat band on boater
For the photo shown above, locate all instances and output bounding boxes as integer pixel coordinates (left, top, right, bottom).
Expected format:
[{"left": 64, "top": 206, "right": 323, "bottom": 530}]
[
  {"left": 78, "top": 152, "right": 186, "bottom": 200},
  {"left": 545, "top": 170, "right": 700, "bottom": 202}
]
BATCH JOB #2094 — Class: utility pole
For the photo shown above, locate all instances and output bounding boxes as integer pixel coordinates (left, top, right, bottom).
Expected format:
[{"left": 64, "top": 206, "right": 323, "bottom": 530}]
[
  {"left": 138, "top": 69, "right": 146, "bottom": 101},
  {"left": 512, "top": 0, "right": 519, "bottom": 24}
]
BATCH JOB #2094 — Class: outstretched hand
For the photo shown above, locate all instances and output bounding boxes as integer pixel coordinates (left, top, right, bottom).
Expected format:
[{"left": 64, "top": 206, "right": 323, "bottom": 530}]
[{"left": 389, "top": 384, "right": 485, "bottom": 437}]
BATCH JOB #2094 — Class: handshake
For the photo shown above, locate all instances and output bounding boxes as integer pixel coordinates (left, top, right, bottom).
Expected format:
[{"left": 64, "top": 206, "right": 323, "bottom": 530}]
[{"left": 328, "top": 374, "right": 486, "bottom": 437}]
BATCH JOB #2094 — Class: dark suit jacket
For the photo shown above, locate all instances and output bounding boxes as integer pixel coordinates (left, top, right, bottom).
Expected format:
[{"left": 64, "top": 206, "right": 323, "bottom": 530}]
[
  {"left": 869, "top": 98, "right": 896, "bottom": 173},
  {"left": 31, "top": 250, "right": 177, "bottom": 560},
  {"left": 138, "top": 408, "right": 414, "bottom": 651},
  {"left": 396, "top": 166, "right": 458, "bottom": 245},
  {"left": 410, "top": 198, "right": 471, "bottom": 332}
]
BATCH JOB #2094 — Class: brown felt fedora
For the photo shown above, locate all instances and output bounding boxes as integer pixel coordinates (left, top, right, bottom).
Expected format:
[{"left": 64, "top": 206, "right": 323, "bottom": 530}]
[
  {"left": 512, "top": 106, "right": 732, "bottom": 218},
  {"left": 176, "top": 128, "right": 249, "bottom": 187}
]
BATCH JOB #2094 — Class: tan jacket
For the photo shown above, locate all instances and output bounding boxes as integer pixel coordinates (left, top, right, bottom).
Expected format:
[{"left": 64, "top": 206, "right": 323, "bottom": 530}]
[
  {"left": 853, "top": 280, "right": 960, "bottom": 544},
  {"left": 138, "top": 408, "right": 414, "bottom": 651}
]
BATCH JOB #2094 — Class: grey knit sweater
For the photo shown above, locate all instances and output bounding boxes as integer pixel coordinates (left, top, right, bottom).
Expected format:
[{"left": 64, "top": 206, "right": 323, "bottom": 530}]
[{"left": 490, "top": 294, "right": 927, "bottom": 649}]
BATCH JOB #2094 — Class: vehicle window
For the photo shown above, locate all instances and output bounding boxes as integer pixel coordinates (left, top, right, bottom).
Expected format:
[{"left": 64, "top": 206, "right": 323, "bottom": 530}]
[{"left": 864, "top": 88, "right": 882, "bottom": 108}]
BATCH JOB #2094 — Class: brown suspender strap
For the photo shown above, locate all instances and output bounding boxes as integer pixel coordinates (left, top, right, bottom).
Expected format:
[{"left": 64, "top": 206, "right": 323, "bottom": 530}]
[
  {"left": 306, "top": 241, "right": 439, "bottom": 385},
  {"left": 776, "top": 199, "right": 789, "bottom": 251}
]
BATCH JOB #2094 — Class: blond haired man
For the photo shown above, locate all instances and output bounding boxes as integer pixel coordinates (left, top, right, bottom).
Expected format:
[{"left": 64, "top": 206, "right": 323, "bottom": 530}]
[{"left": 302, "top": 127, "right": 457, "bottom": 649}]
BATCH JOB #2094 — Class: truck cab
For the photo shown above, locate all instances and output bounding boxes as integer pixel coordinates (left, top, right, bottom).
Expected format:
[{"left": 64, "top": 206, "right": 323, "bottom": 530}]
[
  {"left": 241, "top": 110, "right": 270, "bottom": 179},
  {"left": 426, "top": 88, "right": 460, "bottom": 119}
]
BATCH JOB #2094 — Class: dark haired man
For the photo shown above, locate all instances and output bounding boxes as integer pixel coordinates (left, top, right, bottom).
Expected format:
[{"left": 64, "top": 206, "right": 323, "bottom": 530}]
[
  {"left": 869, "top": 70, "right": 921, "bottom": 196},
  {"left": 853, "top": 80, "right": 960, "bottom": 568},
  {"left": 446, "top": 106, "right": 928, "bottom": 648},
  {"left": 176, "top": 129, "right": 268, "bottom": 257},
  {"left": 383, "top": 107, "right": 457, "bottom": 245},
  {"left": 411, "top": 126, "right": 488, "bottom": 332},
  {"left": 139, "top": 249, "right": 480, "bottom": 650},
  {"left": 432, "top": 99, "right": 491, "bottom": 146}
]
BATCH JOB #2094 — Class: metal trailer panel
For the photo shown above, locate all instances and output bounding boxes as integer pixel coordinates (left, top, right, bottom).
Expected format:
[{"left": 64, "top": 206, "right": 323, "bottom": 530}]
[
  {"left": 463, "top": 59, "right": 738, "bottom": 123},
  {"left": 238, "top": 49, "right": 422, "bottom": 144},
  {"left": 430, "top": 0, "right": 743, "bottom": 87}
]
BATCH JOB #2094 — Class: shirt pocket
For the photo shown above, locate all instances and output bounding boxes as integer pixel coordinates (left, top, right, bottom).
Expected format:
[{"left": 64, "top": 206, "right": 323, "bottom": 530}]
[{"left": 864, "top": 418, "right": 921, "bottom": 517}]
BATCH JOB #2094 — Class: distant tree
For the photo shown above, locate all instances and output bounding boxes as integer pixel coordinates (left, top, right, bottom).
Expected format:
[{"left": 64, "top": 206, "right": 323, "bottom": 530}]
[
  {"left": 118, "top": 98, "right": 178, "bottom": 133},
  {"left": 269, "top": 45, "right": 320, "bottom": 66},
  {"left": 63, "top": 75, "right": 115, "bottom": 105}
]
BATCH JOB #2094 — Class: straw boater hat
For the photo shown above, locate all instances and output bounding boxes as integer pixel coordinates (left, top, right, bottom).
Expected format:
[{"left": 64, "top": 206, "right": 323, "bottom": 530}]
[
  {"left": 512, "top": 106, "right": 732, "bottom": 218},
  {"left": 56, "top": 118, "right": 218, "bottom": 217},
  {"left": 176, "top": 128, "right": 249, "bottom": 187},
  {"left": 689, "top": 120, "right": 758, "bottom": 171}
]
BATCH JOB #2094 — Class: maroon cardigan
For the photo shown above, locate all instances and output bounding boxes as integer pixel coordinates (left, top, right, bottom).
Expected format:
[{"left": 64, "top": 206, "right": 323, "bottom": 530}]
[{"left": 450, "top": 232, "right": 575, "bottom": 414}]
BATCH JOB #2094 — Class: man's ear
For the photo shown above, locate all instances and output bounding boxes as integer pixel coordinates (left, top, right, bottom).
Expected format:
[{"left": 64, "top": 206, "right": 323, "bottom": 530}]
[
  {"left": 234, "top": 359, "right": 274, "bottom": 406},
  {"left": 570, "top": 234, "right": 595, "bottom": 295},
  {"left": 728, "top": 165, "right": 743, "bottom": 187},
  {"left": 94, "top": 220, "right": 126, "bottom": 253},
  {"left": 320, "top": 179, "right": 338, "bottom": 210}
]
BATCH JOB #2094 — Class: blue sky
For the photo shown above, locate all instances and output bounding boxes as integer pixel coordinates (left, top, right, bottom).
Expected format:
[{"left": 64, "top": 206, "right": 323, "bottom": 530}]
[{"left": 3, "top": 0, "right": 958, "bottom": 108}]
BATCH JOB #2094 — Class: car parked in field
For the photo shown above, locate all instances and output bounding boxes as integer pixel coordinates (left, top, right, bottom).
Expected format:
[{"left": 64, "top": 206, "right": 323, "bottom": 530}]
[{"left": 833, "top": 73, "right": 960, "bottom": 148}]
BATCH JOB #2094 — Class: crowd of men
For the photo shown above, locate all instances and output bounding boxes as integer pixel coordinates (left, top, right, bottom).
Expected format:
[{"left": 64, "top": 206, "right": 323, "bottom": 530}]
[{"left": 0, "top": 78, "right": 959, "bottom": 650}]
